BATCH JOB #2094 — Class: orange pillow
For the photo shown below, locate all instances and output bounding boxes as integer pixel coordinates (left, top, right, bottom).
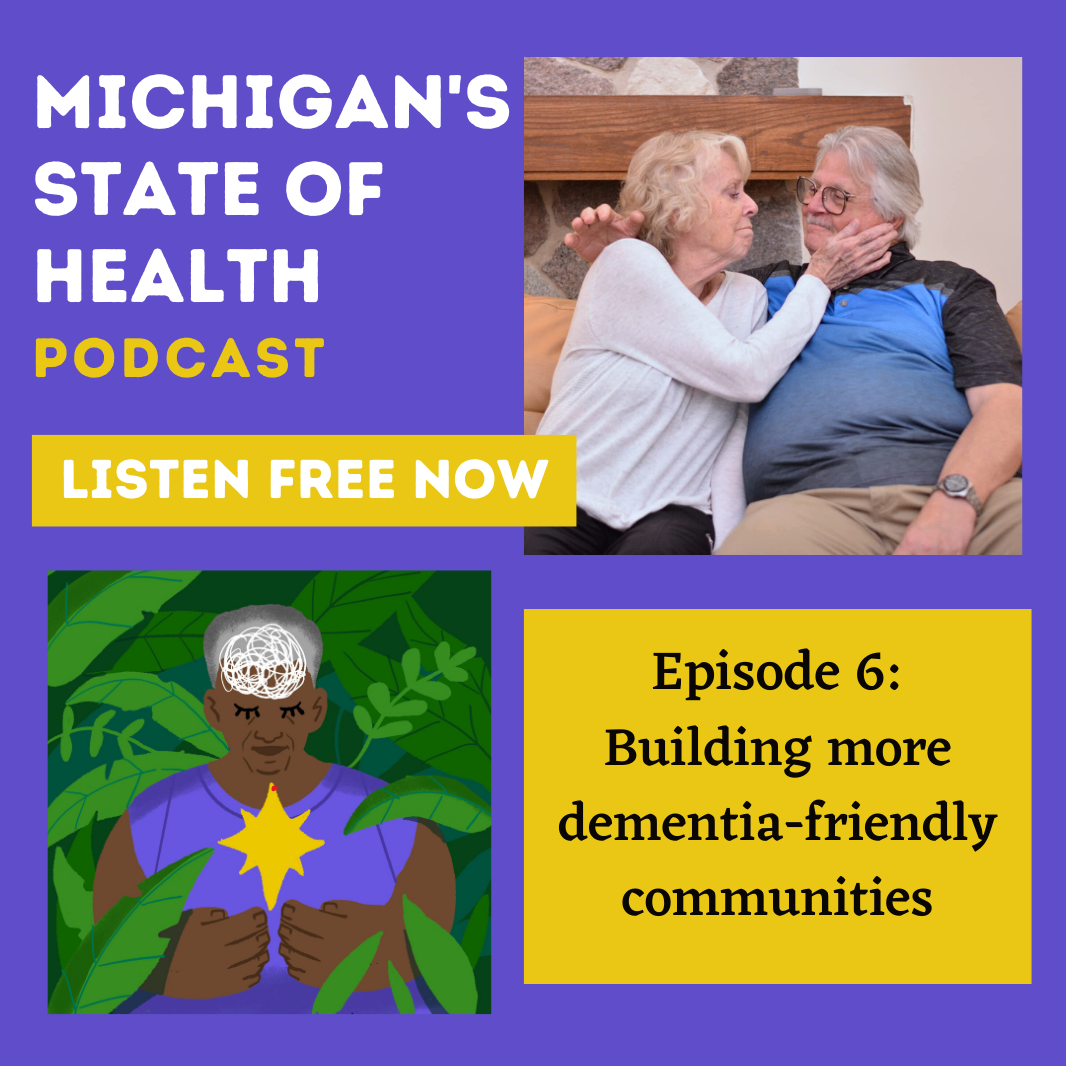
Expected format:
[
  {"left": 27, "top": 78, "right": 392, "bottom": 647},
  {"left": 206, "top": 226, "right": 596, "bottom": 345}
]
[
  {"left": 1006, "top": 301, "right": 1022, "bottom": 354},
  {"left": 524, "top": 295, "right": 576, "bottom": 433}
]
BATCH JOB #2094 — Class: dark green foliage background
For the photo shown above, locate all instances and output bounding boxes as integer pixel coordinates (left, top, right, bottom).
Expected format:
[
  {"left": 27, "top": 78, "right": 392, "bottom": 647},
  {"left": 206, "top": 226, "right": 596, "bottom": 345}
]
[{"left": 47, "top": 570, "right": 491, "bottom": 1012}]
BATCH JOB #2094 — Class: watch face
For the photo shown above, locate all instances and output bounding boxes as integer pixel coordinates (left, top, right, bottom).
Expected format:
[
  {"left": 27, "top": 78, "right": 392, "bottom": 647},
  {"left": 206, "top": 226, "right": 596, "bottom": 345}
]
[{"left": 943, "top": 475, "right": 968, "bottom": 493}]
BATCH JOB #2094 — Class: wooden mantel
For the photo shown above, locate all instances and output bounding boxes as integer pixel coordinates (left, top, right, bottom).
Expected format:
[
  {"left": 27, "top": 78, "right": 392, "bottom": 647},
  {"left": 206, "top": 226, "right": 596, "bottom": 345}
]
[{"left": 525, "top": 95, "right": 911, "bottom": 182}]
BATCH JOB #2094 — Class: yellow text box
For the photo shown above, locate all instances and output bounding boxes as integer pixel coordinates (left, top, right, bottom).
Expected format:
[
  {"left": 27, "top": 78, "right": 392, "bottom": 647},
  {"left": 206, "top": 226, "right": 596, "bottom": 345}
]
[
  {"left": 525, "top": 609, "right": 1031, "bottom": 984},
  {"left": 32, "top": 435, "right": 575, "bottom": 526}
]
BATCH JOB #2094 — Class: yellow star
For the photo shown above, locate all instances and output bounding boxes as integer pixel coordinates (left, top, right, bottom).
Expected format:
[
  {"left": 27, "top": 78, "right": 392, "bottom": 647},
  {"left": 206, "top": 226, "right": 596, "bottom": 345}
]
[{"left": 218, "top": 783, "right": 325, "bottom": 910}]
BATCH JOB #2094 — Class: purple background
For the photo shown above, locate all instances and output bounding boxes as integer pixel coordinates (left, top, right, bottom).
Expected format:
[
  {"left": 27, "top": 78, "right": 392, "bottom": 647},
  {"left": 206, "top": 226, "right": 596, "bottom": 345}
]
[{"left": 6, "top": 7, "right": 1057, "bottom": 1064}]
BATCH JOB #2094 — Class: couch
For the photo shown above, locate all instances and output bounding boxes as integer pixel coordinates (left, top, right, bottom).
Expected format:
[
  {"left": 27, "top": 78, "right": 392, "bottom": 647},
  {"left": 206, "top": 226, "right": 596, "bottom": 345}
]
[{"left": 524, "top": 294, "right": 1023, "bottom": 434}]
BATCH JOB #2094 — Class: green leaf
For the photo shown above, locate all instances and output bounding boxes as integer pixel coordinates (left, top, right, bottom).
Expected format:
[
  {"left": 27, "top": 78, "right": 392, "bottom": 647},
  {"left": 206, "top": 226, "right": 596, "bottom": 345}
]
[
  {"left": 47, "top": 571, "right": 129, "bottom": 641},
  {"left": 311, "top": 931, "right": 384, "bottom": 1014},
  {"left": 374, "top": 721, "right": 413, "bottom": 739},
  {"left": 88, "top": 710, "right": 116, "bottom": 757},
  {"left": 448, "top": 826, "right": 491, "bottom": 878},
  {"left": 333, "top": 646, "right": 490, "bottom": 790},
  {"left": 454, "top": 850, "right": 491, "bottom": 923},
  {"left": 381, "top": 699, "right": 427, "bottom": 719},
  {"left": 65, "top": 672, "right": 227, "bottom": 758},
  {"left": 55, "top": 910, "right": 83, "bottom": 976},
  {"left": 403, "top": 896, "right": 477, "bottom": 1014},
  {"left": 65, "top": 818, "right": 97, "bottom": 889},
  {"left": 117, "top": 719, "right": 144, "bottom": 760},
  {"left": 367, "top": 682, "right": 392, "bottom": 715},
  {"left": 461, "top": 894, "right": 491, "bottom": 969},
  {"left": 401, "top": 648, "right": 421, "bottom": 689},
  {"left": 291, "top": 571, "right": 433, "bottom": 664},
  {"left": 396, "top": 601, "right": 491, "bottom": 784},
  {"left": 353, "top": 705, "right": 374, "bottom": 735},
  {"left": 345, "top": 774, "right": 491, "bottom": 836},
  {"left": 410, "top": 676, "right": 451, "bottom": 701},
  {"left": 49, "top": 848, "right": 212, "bottom": 1014},
  {"left": 111, "top": 610, "right": 214, "bottom": 673},
  {"left": 48, "top": 752, "right": 213, "bottom": 846},
  {"left": 48, "top": 572, "right": 200, "bottom": 686},
  {"left": 435, "top": 641, "right": 475, "bottom": 682},
  {"left": 475, "top": 956, "right": 491, "bottom": 1015},
  {"left": 61, "top": 706, "right": 74, "bottom": 762},
  {"left": 53, "top": 846, "right": 94, "bottom": 943},
  {"left": 387, "top": 960, "right": 416, "bottom": 1014}
]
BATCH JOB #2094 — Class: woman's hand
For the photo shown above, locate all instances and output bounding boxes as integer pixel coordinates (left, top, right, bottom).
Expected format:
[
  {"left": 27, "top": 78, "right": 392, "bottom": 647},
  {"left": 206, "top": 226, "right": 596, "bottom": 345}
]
[
  {"left": 563, "top": 204, "right": 645, "bottom": 264},
  {"left": 163, "top": 906, "right": 270, "bottom": 997},
  {"left": 279, "top": 899, "right": 382, "bottom": 989},
  {"left": 805, "top": 220, "right": 899, "bottom": 290},
  {"left": 280, "top": 822, "right": 454, "bottom": 992}
]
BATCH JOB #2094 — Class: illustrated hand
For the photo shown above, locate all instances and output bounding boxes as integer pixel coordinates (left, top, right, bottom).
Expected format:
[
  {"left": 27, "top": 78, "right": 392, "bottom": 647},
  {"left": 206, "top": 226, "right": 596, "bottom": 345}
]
[
  {"left": 162, "top": 906, "right": 269, "bottom": 998},
  {"left": 893, "top": 492, "right": 977, "bottom": 555},
  {"left": 805, "top": 220, "right": 899, "bottom": 290},
  {"left": 563, "top": 204, "right": 644, "bottom": 265},
  {"left": 279, "top": 899, "right": 399, "bottom": 990}
]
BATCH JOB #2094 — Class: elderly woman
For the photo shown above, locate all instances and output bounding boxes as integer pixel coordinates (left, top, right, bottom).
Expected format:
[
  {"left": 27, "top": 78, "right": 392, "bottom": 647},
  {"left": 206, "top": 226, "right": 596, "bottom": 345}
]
[
  {"left": 91, "top": 605, "right": 454, "bottom": 1013},
  {"left": 524, "top": 130, "right": 897, "bottom": 555}
]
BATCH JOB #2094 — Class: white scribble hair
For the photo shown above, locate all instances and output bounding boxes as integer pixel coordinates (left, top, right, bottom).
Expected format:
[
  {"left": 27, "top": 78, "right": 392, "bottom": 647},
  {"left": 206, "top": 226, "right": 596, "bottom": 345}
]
[{"left": 204, "top": 605, "right": 323, "bottom": 699}]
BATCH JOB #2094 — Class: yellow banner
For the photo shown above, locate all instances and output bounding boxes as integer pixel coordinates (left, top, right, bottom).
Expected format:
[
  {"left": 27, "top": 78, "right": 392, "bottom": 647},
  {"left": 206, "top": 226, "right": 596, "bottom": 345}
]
[
  {"left": 525, "top": 609, "right": 1031, "bottom": 984},
  {"left": 32, "top": 435, "right": 575, "bottom": 526}
]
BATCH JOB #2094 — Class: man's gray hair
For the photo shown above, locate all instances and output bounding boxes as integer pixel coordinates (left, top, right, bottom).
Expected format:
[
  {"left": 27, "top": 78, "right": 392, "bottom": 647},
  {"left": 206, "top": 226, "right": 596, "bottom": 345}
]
[
  {"left": 816, "top": 125, "right": 922, "bottom": 249},
  {"left": 203, "top": 605, "right": 323, "bottom": 687}
]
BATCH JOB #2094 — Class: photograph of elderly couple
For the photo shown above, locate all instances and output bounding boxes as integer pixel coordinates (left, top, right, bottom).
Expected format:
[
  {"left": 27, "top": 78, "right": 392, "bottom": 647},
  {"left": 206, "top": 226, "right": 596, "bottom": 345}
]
[{"left": 523, "top": 57, "right": 1022, "bottom": 556}]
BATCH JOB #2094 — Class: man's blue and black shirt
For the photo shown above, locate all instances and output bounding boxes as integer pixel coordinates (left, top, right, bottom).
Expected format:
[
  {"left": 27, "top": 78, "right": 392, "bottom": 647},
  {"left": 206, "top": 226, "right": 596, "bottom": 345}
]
[{"left": 742, "top": 244, "right": 1022, "bottom": 502}]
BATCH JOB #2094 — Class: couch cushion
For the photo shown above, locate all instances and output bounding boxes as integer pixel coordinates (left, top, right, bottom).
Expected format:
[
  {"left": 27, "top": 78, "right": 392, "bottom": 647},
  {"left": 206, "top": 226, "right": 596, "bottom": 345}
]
[
  {"left": 525, "top": 295, "right": 576, "bottom": 429},
  {"left": 1006, "top": 301, "right": 1022, "bottom": 353}
]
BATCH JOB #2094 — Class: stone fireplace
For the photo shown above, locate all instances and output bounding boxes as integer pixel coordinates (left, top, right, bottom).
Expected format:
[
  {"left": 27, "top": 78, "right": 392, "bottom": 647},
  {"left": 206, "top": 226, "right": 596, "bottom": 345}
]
[{"left": 524, "top": 57, "right": 806, "bottom": 298}]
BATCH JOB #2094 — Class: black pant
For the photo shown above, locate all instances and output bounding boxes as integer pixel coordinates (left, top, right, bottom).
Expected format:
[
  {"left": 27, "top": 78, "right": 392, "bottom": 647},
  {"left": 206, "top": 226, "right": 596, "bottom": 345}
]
[{"left": 525, "top": 505, "right": 716, "bottom": 555}]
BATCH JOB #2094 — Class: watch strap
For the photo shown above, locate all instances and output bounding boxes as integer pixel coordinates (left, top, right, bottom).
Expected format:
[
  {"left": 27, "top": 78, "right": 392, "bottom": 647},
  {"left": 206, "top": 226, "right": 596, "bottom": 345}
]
[{"left": 935, "top": 477, "right": 983, "bottom": 518}]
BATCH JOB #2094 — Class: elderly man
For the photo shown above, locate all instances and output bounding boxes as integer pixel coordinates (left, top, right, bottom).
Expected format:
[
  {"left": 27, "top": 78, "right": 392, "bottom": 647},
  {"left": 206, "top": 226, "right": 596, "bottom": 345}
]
[
  {"left": 566, "top": 125, "right": 1022, "bottom": 555},
  {"left": 93, "top": 604, "right": 454, "bottom": 1014}
]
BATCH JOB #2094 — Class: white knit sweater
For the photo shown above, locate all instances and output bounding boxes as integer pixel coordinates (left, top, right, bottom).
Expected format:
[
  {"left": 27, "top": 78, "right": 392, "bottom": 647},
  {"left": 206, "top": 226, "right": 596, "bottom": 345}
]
[{"left": 537, "top": 239, "right": 830, "bottom": 543}]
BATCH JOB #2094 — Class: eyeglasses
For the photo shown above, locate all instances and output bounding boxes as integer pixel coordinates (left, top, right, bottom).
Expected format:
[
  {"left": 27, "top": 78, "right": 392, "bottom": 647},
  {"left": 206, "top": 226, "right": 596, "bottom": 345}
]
[{"left": 796, "top": 175, "right": 856, "bottom": 215}]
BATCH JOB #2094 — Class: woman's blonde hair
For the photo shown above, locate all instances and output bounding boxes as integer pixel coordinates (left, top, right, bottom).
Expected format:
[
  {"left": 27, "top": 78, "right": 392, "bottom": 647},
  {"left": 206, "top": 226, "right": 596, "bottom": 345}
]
[{"left": 618, "top": 130, "right": 751, "bottom": 261}]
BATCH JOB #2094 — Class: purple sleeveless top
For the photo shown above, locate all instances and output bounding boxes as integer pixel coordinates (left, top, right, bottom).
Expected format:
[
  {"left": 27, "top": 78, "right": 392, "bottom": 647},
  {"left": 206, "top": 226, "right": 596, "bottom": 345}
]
[{"left": 126, "top": 763, "right": 428, "bottom": 1014}]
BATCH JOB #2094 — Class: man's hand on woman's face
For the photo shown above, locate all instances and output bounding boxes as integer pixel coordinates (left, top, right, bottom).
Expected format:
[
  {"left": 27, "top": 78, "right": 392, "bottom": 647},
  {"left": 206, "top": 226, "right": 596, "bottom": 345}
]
[
  {"left": 163, "top": 906, "right": 269, "bottom": 998},
  {"left": 563, "top": 204, "right": 645, "bottom": 265}
]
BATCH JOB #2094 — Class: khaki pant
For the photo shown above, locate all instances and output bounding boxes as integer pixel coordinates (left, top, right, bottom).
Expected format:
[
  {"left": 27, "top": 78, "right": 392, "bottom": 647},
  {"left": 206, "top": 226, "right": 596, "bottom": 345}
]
[{"left": 716, "top": 479, "right": 1022, "bottom": 555}]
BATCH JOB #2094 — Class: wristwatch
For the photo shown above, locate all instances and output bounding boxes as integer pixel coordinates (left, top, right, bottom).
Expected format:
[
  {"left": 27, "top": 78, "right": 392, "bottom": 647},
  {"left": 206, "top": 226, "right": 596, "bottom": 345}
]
[{"left": 934, "top": 474, "right": 983, "bottom": 517}]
